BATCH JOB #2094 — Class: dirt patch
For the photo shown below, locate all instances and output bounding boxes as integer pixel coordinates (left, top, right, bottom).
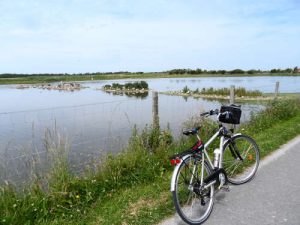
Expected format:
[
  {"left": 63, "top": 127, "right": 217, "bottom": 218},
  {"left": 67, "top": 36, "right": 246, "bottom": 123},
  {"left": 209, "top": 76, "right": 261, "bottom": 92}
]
[
  {"left": 127, "top": 192, "right": 169, "bottom": 217},
  {"left": 128, "top": 198, "right": 156, "bottom": 217}
]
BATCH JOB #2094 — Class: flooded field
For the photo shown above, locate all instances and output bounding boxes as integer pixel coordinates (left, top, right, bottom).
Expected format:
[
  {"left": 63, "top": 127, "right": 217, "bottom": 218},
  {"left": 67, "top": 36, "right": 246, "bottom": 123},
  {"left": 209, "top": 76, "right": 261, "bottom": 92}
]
[{"left": 0, "top": 76, "right": 299, "bottom": 183}]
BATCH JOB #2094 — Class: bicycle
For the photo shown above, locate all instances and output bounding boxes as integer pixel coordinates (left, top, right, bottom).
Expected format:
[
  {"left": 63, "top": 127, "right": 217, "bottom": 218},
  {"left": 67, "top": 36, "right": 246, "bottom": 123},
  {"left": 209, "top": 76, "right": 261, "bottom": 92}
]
[{"left": 170, "top": 105, "right": 260, "bottom": 224}]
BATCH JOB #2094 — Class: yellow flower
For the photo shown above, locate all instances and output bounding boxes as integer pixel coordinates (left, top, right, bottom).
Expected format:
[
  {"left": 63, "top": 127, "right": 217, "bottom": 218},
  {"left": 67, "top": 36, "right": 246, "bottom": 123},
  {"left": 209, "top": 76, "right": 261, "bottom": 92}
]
[{"left": 75, "top": 195, "right": 80, "bottom": 199}]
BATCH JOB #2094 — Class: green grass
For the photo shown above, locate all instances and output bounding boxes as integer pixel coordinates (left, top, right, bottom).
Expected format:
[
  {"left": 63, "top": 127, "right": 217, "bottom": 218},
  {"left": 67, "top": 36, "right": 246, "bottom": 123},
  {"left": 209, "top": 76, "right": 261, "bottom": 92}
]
[
  {"left": 263, "top": 92, "right": 300, "bottom": 99},
  {"left": 0, "top": 73, "right": 299, "bottom": 85},
  {"left": 1, "top": 99, "right": 300, "bottom": 225}
]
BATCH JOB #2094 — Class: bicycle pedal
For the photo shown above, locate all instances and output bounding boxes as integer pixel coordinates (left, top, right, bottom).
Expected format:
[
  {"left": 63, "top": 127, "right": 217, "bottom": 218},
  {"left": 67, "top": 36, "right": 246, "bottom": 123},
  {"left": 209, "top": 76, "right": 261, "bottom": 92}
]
[
  {"left": 200, "top": 198, "right": 206, "bottom": 206},
  {"left": 219, "top": 185, "right": 230, "bottom": 192}
]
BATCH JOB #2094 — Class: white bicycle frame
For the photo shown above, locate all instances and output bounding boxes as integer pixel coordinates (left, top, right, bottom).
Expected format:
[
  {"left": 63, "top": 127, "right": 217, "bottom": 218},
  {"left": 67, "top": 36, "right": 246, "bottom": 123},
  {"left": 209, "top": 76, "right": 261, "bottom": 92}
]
[{"left": 170, "top": 127, "right": 241, "bottom": 192}]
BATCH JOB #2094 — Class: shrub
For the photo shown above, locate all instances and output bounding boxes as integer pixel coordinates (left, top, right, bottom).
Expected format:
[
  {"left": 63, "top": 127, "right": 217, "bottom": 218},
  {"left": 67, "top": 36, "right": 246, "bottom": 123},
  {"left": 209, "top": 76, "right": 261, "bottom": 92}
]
[
  {"left": 132, "top": 82, "right": 141, "bottom": 89},
  {"left": 140, "top": 81, "right": 148, "bottom": 89},
  {"left": 103, "top": 84, "right": 111, "bottom": 89},
  {"left": 105, "top": 81, "right": 148, "bottom": 90},
  {"left": 112, "top": 83, "right": 123, "bottom": 89},
  {"left": 125, "top": 83, "right": 133, "bottom": 89},
  {"left": 182, "top": 86, "right": 190, "bottom": 93}
]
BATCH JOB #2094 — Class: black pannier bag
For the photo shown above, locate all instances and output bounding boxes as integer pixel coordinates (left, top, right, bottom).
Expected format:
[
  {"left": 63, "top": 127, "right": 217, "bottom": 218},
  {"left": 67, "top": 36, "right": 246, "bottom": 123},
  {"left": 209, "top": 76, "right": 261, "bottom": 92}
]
[{"left": 218, "top": 104, "right": 242, "bottom": 124}]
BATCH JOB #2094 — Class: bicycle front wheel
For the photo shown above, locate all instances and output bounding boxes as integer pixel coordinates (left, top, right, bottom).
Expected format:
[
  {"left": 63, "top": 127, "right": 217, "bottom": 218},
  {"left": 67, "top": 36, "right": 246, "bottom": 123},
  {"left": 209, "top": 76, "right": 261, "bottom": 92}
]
[
  {"left": 223, "top": 134, "right": 260, "bottom": 185},
  {"left": 172, "top": 155, "right": 214, "bottom": 225}
]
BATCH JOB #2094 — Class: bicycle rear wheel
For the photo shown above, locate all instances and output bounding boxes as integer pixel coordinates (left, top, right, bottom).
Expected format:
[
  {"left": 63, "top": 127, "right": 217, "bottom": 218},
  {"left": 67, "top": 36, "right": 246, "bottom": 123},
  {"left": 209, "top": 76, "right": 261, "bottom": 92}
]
[
  {"left": 223, "top": 134, "right": 260, "bottom": 185},
  {"left": 172, "top": 155, "right": 214, "bottom": 225}
]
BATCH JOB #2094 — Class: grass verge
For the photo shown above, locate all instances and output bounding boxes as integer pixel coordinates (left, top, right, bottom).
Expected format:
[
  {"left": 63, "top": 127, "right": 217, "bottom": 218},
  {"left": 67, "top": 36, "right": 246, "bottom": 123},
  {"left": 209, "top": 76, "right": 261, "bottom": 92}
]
[{"left": 1, "top": 99, "right": 300, "bottom": 225}]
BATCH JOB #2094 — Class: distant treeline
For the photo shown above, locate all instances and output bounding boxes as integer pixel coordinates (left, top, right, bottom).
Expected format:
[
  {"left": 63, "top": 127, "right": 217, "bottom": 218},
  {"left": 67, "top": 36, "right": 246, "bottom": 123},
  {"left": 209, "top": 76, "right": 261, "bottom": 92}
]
[
  {"left": 0, "top": 71, "right": 145, "bottom": 78},
  {"left": 167, "top": 67, "right": 299, "bottom": 75},
  {"left": 0, "top": 67, "right": 299, "bottom": 77}
]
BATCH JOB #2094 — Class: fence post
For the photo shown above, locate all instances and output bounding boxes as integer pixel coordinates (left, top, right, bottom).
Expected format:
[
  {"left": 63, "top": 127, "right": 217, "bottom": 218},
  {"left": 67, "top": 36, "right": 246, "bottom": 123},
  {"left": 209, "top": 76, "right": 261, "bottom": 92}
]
[
  {"left": 274, "top": 81, "right": 279, "bottom": 99},
  {"left": 152, "top": 91, "right": 159, "bottom": 129},
  {"left": 230, "top": 85, "right": 235, "bottom": 104}
]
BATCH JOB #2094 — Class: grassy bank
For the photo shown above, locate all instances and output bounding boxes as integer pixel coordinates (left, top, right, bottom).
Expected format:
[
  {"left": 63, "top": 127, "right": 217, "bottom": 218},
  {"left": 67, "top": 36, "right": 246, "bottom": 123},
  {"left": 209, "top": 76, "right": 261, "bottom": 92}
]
[
  {"left": 162, "top": 88, "right": 300, "bottom": 102},
  {"left": 1, "top": 99, "right": 300, "bottom": 225},
  {"left": 264, "top": 92, "right": 300, "bottom": 99},
  {"left": 161, "top": 91, "right": 272, "bottom": 102},
  {"left": 0, "top": 72, "right": 299, "bottom": 85}
]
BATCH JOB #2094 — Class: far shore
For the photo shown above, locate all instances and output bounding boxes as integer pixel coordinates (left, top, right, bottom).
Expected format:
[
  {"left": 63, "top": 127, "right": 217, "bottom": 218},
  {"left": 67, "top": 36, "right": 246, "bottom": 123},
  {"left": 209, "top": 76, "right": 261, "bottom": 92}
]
[{"left": 1, "top": 72, "right": 300, "bottom": 85}]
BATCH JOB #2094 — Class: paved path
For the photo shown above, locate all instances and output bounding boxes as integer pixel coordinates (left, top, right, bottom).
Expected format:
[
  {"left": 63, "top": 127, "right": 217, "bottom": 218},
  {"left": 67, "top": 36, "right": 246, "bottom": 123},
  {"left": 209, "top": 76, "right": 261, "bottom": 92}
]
[{"left": 159, "top": 136, "right": 300, "bottom": 225}]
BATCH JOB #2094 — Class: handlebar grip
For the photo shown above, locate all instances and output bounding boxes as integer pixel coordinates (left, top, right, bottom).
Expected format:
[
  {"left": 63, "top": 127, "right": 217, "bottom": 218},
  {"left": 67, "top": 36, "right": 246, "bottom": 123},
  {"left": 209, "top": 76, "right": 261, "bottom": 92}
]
[{"left": 210, "top": 109, "right": 219, "bottom": 115}]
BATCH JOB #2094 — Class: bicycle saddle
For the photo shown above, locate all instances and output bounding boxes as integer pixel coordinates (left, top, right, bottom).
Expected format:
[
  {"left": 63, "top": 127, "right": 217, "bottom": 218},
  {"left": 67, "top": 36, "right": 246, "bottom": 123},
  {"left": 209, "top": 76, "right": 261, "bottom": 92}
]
[{"left": 183, "top": 127, "right": 200, "bottom": 136}]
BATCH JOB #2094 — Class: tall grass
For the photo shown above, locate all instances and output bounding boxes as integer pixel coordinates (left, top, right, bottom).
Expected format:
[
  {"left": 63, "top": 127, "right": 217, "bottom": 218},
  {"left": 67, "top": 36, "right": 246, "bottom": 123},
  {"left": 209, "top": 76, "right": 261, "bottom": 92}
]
[
  {"left": 241, "top": 98, "right": 300, "bottom": 133},
  {"left": 182, "top": 86, "right": 262, "bottom": 97},
  {"left": 1, "top": 98, "right": 300, "bottom": 224}
]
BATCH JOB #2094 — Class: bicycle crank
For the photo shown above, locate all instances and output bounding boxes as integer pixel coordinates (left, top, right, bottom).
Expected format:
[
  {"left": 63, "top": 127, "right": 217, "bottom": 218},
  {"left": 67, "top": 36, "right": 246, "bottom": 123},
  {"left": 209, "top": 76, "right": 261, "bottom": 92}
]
[{"left": 203, "top": 168, "right": 228, "bottom": 187}]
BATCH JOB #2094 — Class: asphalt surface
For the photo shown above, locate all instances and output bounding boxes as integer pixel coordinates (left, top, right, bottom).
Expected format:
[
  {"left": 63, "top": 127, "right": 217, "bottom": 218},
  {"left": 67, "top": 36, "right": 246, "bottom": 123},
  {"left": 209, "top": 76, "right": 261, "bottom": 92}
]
[{"left": 159, "top": 136, "right": 300, "bottom": 225}]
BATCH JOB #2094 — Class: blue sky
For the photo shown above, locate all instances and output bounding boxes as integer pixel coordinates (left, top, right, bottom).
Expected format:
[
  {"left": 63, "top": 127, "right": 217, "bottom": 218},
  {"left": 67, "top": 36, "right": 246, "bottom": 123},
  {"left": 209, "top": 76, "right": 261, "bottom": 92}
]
[{"left": 0, "top": 0, "right": 299, "bottom": 73}]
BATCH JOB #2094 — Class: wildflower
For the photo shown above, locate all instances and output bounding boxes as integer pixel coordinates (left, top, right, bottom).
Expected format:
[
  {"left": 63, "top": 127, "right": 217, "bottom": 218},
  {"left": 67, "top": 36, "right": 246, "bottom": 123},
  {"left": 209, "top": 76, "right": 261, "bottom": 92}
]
[
  {"left": 75, "top": 195, "right": 80, "bottom": 199},
  {"left": 13, "top": 204, "right": 17, "bottom": 208}
]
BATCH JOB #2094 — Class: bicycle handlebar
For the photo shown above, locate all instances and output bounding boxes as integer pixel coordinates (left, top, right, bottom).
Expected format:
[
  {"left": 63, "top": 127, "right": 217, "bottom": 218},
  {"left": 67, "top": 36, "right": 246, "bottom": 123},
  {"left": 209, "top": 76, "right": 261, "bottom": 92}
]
[
  {"left": 200, "top": 109, "right": 233, "bottom": 119},
  {"left": 200, "top": 109, "right": 219, "bottom": 117}
]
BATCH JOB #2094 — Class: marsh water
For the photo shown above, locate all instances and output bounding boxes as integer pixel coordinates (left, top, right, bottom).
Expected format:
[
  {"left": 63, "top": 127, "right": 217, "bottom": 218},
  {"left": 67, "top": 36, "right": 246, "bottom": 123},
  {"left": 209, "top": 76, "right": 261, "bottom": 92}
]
[{"left": 0, "top": 76, "right": 299, "bottom": 183}]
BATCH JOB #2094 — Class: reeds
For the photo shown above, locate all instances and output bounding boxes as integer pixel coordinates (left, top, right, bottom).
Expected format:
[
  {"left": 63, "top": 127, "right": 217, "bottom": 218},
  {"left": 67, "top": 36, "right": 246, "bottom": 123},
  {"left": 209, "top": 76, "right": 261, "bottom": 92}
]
[{"left": 182, "top": 86, "right": 262, "bottom": 97}]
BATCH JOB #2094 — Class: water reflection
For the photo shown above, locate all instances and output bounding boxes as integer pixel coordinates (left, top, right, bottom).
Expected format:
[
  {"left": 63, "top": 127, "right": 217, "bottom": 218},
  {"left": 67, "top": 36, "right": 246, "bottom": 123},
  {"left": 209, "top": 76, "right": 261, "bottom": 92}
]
[{"left": 103, "top": 91, "right": 149, "bottom": 99}]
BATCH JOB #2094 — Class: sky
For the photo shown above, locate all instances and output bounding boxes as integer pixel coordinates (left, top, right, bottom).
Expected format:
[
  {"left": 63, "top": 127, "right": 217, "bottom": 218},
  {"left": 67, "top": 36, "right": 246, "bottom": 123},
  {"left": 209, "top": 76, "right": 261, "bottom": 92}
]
[{"left": 0, "top": 0, "right": 300, "bottom": 73}]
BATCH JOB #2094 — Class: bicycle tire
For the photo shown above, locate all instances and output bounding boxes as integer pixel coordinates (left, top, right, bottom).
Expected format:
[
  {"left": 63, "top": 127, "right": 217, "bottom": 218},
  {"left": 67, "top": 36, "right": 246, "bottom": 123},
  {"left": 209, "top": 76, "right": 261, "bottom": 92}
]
[
  {"left": 222, "top": 134, "right": 260, "bottom": 185},
  {"left": 172, "top": 155, "right": 214, "bottom": 225}
]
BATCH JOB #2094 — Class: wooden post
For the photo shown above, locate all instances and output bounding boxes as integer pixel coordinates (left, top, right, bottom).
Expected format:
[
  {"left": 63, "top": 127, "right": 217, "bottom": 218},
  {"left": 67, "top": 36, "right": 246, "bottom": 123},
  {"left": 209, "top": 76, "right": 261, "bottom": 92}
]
[
  {"left": 230, "top": 85, "right": 235, "bottom": 104},
  {"left": 274, "top": 81, "right": 279, "bottom": 99},
  {"left": 152, "top": 91, "right": 159, "bottom": 129}
]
